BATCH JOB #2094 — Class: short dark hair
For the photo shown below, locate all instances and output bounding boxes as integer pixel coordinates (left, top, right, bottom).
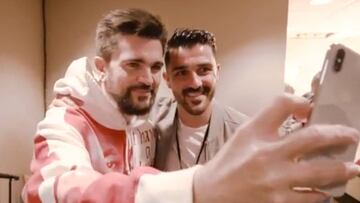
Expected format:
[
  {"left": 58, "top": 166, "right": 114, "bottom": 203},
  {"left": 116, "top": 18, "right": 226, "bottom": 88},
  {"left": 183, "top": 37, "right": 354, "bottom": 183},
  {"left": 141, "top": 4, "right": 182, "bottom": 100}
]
[
  {"left": 96, "top": 8, "right": 167, "bottom": 62},
  {"left": 165, "top": 28, "right": 217, "bottom": 66}
]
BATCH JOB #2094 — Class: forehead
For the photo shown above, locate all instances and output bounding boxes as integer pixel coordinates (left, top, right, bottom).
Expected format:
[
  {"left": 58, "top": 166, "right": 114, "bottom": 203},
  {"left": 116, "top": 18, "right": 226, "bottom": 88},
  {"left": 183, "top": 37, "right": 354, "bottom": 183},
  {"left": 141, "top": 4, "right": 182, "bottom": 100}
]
[
  {"left": 111, "top": 35, "right": 163, "bottom": 62},
  {"left": 167, "top": 44, "right": 216, "bottom": 68}
]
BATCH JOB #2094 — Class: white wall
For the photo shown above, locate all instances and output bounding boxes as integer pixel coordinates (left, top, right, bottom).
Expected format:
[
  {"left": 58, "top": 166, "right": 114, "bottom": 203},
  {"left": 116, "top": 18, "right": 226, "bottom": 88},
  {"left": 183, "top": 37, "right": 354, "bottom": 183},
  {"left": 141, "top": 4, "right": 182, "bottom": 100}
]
[
  {"left": 45, "top": 0, "right": 288, "bottom": 116},
  {"left": 0, "top": 0, "right": 44, "bottom": 202}
]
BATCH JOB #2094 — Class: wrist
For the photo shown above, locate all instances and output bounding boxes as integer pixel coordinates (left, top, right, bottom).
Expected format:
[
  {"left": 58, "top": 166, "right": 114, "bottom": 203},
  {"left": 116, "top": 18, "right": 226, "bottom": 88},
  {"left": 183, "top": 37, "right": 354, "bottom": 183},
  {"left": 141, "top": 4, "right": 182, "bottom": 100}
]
[{"left": 193, "top": 165, "right": 209, "bottom": 203}]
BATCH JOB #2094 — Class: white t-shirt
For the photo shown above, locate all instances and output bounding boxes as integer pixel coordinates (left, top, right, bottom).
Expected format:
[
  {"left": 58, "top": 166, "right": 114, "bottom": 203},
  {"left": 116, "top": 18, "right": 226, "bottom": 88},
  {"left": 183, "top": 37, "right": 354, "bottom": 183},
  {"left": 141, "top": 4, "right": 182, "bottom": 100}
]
[{"left": 164, "top": 119, "right": 208, "bottom": 171}]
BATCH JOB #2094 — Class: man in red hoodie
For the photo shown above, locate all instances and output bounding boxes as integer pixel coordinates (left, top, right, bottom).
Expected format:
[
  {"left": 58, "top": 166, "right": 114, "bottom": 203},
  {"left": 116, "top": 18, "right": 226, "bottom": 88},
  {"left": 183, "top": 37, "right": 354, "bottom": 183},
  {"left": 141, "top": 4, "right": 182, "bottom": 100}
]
[{"left": 23, "top": 8, "right": 360, "bottom": 203}]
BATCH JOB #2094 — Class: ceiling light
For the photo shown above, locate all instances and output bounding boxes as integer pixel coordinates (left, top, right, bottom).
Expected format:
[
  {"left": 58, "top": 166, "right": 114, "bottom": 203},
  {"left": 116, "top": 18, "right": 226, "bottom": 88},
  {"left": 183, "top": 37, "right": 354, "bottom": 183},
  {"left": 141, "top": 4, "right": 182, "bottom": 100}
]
[
  {"left": 310, "top": 0, "right": 333, "bottom": 5},
  {"left": 290, "top": 32, "right": 335, "bottom": 39}
]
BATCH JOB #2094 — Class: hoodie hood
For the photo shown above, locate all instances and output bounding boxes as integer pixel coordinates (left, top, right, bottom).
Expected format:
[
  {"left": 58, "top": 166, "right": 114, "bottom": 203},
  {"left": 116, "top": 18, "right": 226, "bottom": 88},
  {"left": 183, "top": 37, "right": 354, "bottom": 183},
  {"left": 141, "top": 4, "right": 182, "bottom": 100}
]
[{"left": 53, "top": 57, "right": 128, "bottom": 130}]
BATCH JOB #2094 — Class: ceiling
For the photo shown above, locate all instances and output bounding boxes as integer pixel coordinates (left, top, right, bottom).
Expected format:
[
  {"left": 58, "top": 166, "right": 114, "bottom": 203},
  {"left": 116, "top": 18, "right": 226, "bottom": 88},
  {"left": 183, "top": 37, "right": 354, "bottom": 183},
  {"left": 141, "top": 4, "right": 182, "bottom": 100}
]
[{"left": 288, "top": 0, "right": 360, "bottom": 39}]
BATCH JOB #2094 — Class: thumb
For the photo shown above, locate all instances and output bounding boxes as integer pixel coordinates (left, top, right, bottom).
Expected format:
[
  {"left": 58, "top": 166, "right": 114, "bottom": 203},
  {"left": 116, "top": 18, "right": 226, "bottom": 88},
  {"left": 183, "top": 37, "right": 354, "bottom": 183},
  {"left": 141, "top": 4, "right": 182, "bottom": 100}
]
[{"left": 250, "top": 94, "right": 311, "bottom": 137}]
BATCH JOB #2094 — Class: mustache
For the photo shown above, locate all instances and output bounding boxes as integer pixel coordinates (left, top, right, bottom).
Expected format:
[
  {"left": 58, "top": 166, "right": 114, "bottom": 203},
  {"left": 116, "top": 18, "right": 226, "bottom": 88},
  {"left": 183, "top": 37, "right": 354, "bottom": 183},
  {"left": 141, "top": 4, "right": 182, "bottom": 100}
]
[
  {"left": 182, "top": 86, "right": 210, "bottom": 95},
  {"left": 128, "top": 84, "right": 154, "bottom": 92}
]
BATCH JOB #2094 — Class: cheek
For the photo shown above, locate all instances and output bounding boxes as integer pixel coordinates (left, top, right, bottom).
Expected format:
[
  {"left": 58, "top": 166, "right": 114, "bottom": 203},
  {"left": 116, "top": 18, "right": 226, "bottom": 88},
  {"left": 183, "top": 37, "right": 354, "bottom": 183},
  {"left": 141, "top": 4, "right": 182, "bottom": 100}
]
[
  {"left": 203, "top": 76, "right": 217, "bottom": 88},
  {"left": 106, "top": 69, "right": 128, "bottom": 93},
  {"left": 153, "top": 74, "right": 161, "bottom": 88},
  {"left": 170, "top": 80, "right": 184, "bottom": 90}
]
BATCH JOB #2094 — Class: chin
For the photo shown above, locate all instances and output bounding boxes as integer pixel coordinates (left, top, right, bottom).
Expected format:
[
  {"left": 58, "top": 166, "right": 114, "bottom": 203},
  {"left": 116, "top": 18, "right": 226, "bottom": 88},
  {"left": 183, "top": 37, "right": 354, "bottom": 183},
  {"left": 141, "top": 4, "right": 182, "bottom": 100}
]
[
  {"left": 135, "top": 102, "right": 151, "bottom": 110},
  {"left": 186, "top": 106, "right": 206, "bottom": 115}
]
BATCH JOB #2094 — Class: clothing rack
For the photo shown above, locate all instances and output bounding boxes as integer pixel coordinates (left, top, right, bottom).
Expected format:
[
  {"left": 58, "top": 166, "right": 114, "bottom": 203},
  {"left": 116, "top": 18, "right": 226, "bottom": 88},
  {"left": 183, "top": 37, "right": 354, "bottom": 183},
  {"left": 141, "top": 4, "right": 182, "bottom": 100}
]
[{"left": 0, "top": 173, "right": 19, "bottom": 203}]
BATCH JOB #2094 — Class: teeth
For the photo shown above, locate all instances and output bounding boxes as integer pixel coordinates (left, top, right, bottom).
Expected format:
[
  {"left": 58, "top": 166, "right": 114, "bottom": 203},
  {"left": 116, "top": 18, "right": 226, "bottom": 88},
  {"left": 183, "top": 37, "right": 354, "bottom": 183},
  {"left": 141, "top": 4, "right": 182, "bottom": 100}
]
[{"left": 186, "top": 92, "right": 202, "bottom": 97}]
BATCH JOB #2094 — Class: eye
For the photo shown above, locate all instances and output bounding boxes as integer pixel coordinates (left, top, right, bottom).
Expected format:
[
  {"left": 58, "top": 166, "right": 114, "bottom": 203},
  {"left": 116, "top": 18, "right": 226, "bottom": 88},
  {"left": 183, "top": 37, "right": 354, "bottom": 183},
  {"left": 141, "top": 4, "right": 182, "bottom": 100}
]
[
  {"left": 151, "top": 64, "right": 163, "bottom": 73},
  {"left": 126, "top": 62, "right": 141, "bottom": 69},
  {"left": 174, "top": 70, "right": 187, "bottom": 77},
  {"left": 198, "top": 66, "right": 212, "bottom": 75}
]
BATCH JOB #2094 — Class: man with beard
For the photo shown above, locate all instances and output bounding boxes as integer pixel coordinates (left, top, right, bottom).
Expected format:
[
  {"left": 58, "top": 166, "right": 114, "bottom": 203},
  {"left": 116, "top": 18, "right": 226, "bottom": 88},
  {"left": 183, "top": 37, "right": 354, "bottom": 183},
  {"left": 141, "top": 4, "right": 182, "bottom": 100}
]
[
  {"left": 23, "top": 8, "right": 360, "bottom": 203},
  {"left": 154, "top": 29, "right": 248, "bottom": 171},
  {"left": 22, "top": 8, "right": 167, "bottom": 203}
]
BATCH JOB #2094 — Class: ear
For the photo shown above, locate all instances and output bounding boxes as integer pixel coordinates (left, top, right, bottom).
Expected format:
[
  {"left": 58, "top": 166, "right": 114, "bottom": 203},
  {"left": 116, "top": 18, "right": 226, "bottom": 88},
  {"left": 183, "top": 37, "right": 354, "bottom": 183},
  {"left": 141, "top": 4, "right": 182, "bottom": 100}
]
[
  {"left": 216, "top": 64, "right": 221, "bottom": 80},
  {"left": 163, "top": 71, "right": 171, "bottom": 88},
  {"left": 94, "top": 56, "right": 106, "bottom": 73}
]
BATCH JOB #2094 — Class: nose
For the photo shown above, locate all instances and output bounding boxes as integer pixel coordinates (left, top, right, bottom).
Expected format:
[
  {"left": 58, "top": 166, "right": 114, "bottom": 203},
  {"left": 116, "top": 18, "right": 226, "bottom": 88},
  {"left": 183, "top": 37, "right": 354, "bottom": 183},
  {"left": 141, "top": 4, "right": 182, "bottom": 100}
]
[
  {"left": 137, "top": 68, "right": 154, "bottom": 86},
  {"left": 187, "top": 72, "right": 202, "bottom": 89}
]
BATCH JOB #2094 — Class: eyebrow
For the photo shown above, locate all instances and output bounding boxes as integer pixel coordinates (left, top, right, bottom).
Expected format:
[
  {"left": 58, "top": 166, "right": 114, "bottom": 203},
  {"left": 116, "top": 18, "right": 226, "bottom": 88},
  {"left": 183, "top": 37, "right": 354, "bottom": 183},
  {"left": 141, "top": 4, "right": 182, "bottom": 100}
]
[
  {"left": 123, "top": 58, "right": 145, "bottom": 64},
  {"left": 123, "top": 59, "right": 164, "bottom": 67},
  {"left": 197, "top": 63, "right": 214, "bottom": 68},
  {"left": 171, "top": 66, "right": 187, "bottom": 72},
  {"left": 153, "top": 61, "right": 164, "bottom": 67}
]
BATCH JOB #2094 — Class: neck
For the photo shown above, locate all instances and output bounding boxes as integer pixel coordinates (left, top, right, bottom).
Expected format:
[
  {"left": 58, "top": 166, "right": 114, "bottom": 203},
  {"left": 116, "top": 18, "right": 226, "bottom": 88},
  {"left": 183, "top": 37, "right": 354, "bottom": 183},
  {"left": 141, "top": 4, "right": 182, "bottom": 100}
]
[{"left": 177, "top": 103, "right": 213, "bottom": 128}]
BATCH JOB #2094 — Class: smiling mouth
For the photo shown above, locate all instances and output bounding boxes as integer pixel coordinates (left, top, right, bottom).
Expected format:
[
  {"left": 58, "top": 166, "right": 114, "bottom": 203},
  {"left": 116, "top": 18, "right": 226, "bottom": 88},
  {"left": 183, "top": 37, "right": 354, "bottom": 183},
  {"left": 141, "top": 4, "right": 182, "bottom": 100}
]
[
  {"left": 132, "top": 89, "right": 151, "bottom": 94},
  {"left": 185, "top": 91, "right": 203, "bottom": 98},
  {"left": 190, "top": 99, "right": 202, "bottom": 105},
  {"left": 184, "top": 92, "right": 204, "bottom": 106}
]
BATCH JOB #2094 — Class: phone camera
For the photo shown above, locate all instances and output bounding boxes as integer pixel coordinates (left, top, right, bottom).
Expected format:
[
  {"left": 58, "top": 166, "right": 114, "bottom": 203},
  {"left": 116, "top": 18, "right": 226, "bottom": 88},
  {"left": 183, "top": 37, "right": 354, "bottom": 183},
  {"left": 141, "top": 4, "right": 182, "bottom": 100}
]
[{"left": 333, "top": 49, "right": 345, "bottom": 72}]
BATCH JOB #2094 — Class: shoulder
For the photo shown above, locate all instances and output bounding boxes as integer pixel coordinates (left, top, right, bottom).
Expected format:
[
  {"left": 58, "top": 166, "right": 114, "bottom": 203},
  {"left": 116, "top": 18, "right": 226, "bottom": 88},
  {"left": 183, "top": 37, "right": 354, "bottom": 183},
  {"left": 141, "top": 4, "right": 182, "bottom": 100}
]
[
  {"left": 38, "top": 105, "right": 91, "bottom": 138},
  {"left": 154, "top": 97, "right": 176, "bottom": 108},
  {"left": 149, "top": 97, "right": 177, "bottom": 122},
  {"left": 220, "top": 105, "right": 249, "bottom": 137},
  {"left": 222, "top": 105, "right": 249, "bottom": 126}
]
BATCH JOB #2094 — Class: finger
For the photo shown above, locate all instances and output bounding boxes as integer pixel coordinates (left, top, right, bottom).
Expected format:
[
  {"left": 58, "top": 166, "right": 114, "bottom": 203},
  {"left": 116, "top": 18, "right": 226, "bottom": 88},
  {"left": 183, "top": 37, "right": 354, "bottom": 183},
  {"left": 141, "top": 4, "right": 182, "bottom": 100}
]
[
  {"left": 250, "top": 94, "right": 311, "bottom": 136},
  {"left": 290, "top": 159, "right": 360, "bottom": 189},
  {"left": 283, "top": 125, "right": 359, "bottom": 158}
]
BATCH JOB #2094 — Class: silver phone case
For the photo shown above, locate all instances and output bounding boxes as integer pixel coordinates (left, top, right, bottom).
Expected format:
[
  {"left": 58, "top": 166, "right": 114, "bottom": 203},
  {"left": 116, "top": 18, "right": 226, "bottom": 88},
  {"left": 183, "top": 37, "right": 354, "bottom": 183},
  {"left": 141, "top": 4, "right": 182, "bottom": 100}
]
[{"left": 309, "top": 44, "right": 360, "bottom": 197}]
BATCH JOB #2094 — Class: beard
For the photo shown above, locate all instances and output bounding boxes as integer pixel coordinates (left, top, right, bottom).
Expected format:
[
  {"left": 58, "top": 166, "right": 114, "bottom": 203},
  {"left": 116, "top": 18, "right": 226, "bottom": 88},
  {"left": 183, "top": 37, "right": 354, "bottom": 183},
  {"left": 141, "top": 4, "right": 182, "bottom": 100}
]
[
  {"left": 176, "top": 85, "right": 215, "bottom": 115},
  {"left": 111, "top": 84, "right": 156, "bottom": 116}
]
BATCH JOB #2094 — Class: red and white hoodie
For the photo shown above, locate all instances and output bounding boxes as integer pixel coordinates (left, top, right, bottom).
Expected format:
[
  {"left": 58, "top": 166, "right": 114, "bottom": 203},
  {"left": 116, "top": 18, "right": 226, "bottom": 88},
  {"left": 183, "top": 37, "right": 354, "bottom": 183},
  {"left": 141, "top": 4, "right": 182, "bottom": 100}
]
[{"left": 22, "top": 57, "right": 199, "bottom": 203}]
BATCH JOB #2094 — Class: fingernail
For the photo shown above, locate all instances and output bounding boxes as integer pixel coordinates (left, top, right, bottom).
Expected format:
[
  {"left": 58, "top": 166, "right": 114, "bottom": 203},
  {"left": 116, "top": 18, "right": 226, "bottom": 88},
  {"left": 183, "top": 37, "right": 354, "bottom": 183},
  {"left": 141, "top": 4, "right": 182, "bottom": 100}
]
[{"left": 346, "top": 162, "right": 360, "bottom": 178}]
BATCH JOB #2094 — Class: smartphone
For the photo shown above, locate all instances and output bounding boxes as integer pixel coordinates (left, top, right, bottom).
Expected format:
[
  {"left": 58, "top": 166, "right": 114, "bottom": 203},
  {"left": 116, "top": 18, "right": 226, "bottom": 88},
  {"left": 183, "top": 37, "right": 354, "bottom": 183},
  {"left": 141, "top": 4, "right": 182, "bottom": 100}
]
[{"left": 308, "top": 44, "right": 360, "bottom": 197}]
